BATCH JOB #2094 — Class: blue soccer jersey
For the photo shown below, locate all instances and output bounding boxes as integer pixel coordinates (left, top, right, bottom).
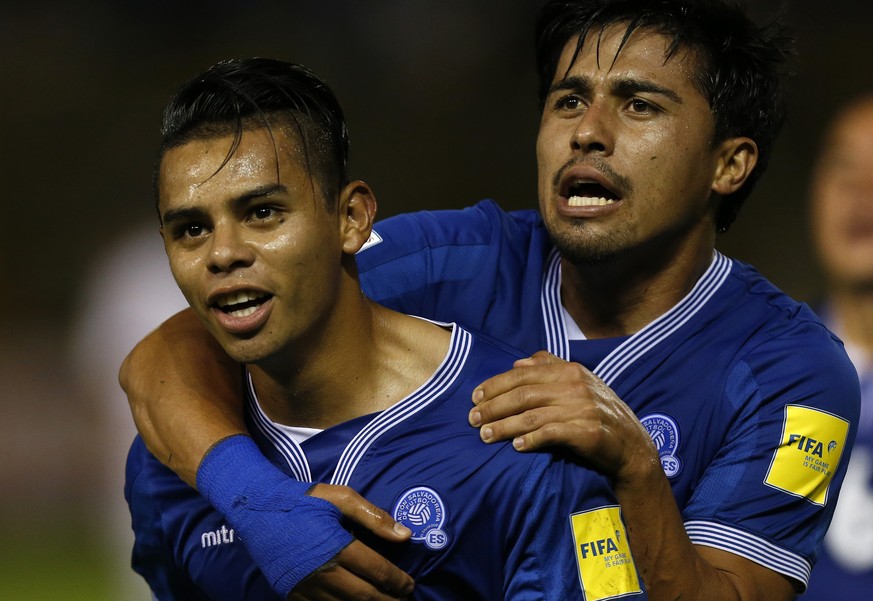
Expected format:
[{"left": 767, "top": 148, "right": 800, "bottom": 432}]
[
  {"left": 126, "top": 324, "right": 648, "bottom": 600},
  {"left": 354, "top": 200, "right": 862, "bottom": 590}
]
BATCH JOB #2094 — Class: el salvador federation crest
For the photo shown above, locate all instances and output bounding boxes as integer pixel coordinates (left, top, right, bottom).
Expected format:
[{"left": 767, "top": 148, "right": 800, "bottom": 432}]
[
  {"left": 393, "top": 486, "right": 448, "bottom": 550},
  {"left": 641, "top": 413, "right": 682, "bottom": 477}
]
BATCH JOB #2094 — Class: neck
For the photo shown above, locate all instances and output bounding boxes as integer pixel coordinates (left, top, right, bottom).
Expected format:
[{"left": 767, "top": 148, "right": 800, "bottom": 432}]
[
  {"left": 249, "top": 301, "right": 451, "bottom": 429},
  {"left": 561, "top": 235, "right": 715, "bottom": 339}
]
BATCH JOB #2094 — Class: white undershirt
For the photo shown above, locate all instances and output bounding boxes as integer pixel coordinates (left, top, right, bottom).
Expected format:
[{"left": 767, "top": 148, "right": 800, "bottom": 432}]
[
  {"left": 271, "top": 422, "right": 323, "bottom": 445},
  {"left": 562, "top": 304, "right": 587, "bottom": 341}
]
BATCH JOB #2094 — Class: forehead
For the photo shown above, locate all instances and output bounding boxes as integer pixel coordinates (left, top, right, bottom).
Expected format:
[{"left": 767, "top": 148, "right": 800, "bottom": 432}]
[
  {"left": 554, "top": 23, "right": 701, "bottom": 92},
  {"left": 158, "top": 126, "right": 306, "bottom": 208}
]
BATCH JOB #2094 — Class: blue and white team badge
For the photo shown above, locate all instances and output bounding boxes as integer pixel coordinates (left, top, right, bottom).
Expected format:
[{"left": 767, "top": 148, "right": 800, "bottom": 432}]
[
  {"left": 392, "top": 486, "right": 448, "bottom": 550},
  {"left": 641, "top": 413, "right": 682, "bottom": 478}
]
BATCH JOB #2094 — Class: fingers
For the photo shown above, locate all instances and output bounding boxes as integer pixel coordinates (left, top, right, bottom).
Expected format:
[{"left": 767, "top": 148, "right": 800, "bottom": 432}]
[
  {"left": 471, "top": 354, "right": 560, "bottom": 406},
  {"left": 287, "top": 495, "right": 414, "bottom": 600},
  {"left": 472, "top": 352, "right": 588, "bottom": 405},
  {"left": 466, "top": 355, "right": 612, "bottom": 459},
  {"left": 470, "top": 366, "right": 589, "bottom": 431},
  {"left": 477, "top": 404, "right": 602, "bottom": 459},
  {"left": 338, "top": 541, "right": 414, "bottom": 598},
  {"left": 304, "top": 484, "right": 414, "bottom": 597},
  {"left": 466, "top": 353, "right": 659, "bottom": 481},
  {"left": 510, "top": 421, "right": 595, "bottom": 454},
  {"left": 290, "top": 544, "right": 413, "bottom": 600},
  {"left": 477, "top": 405, "right": 574, "bottom": 445},
  {"left": 309, "top": 484, "right": 411, "bottom": 542}
]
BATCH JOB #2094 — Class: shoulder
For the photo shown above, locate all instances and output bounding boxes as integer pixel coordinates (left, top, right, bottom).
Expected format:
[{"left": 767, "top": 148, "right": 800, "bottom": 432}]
[
  {"left": 726, "top": 260, "right": 829, "bottom": 332},
  {"left": 357, "top": 200, "right": 542, "bottom": 269},
  {"left": 373, "top": 199, "right": 541, "bottom": 241},
  {"left": 727, "top": 261, "right": 857, "bottom": 395},
  {"left": 467, "top": 327, "right": 530, "bottom": 364},
  {"left": 356, "top": 202, "right": 549, "bottom": 321},
  {"left": 712, "top": 261, "right": 860, "bottom": 440}
]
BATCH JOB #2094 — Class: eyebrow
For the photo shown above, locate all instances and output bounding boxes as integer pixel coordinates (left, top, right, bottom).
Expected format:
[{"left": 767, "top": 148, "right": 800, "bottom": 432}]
[
  {"left": 549, "top": 74, "right": 683, "bottom": 105},
  {"left": 161, "top": 182, "right": 288, "bottom": 226}
]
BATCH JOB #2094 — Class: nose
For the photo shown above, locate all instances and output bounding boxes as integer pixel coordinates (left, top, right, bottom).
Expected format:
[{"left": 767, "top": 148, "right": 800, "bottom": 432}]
[
  {"left": 571, "top": 100, "right": 613, "bottom": 155},
  {"left": 206, "top": 224, "right": 255, "bottom": 274}
]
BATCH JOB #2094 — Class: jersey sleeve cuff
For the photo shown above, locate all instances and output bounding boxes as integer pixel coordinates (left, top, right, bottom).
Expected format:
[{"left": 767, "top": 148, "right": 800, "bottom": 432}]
[{"left": 685, "top": 519, "right": 811, "bottom": 590}]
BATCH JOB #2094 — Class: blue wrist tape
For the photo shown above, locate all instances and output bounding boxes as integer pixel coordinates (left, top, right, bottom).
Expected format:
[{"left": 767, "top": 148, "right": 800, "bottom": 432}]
[{"left": 196, "top": 434, "right": 354, "bottom": 596}]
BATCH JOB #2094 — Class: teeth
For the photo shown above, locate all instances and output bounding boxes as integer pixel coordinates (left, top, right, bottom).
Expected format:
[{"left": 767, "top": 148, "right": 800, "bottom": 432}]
[
  {"left": 217, "top": 291, "right": 264, "bottom": 308},
  {"left": 227, "top": 306, "right": 258, "bottom": 318},
  {"left": 568, "top": 195, "right": 615, "bottom": 207}
]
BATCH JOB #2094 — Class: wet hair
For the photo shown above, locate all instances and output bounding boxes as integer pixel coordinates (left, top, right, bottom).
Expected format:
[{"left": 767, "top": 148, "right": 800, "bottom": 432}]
[
  {"left": 535, "top": 0, "right": 794, "bottom": 231},
  {"left": 154, "top": 58, "right": 350, "bottom": 215}
]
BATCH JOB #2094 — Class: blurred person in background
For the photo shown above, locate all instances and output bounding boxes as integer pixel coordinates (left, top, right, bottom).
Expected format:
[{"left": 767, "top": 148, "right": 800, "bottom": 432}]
[
  {"left": 805, "top": 93, "right": 873, "bottom": 600},
  {"left": 71, "top": 226, "right": 187, "bottom": 600}
]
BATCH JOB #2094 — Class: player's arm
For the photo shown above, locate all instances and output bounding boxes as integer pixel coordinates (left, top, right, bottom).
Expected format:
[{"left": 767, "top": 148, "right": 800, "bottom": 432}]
[
  {"left": 120, "top": 309, "right": 414, "bottom": 600},
  {"left": 468, "top": 351, "right": 796, "bottom": 601},
  {"left": 120, "top": 308, "right": 244, "bottom": 486}
]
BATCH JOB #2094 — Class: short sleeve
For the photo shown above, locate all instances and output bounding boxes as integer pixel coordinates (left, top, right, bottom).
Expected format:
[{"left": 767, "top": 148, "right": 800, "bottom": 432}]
[
  {"left": 681, "top": 322, "right": 860, "bottom": 589},
  {"left": 125, "top": 437, "right": 280, "bottom": 600}
]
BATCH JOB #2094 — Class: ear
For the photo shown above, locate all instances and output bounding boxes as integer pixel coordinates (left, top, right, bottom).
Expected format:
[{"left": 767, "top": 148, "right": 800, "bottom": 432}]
[
  {"left": 711, "top": 137, "right": 758, "bottom": 196},
  {"left": 337, "top": 180, "right": 377, "bottom": 255}
]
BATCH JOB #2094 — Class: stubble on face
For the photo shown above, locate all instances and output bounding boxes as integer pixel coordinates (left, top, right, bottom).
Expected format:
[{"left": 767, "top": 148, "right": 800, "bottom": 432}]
[
  {"left": 537, "top": 26, "right": 720, "bottom": 271},
  {"left": 550, "top": 220, "right": 636, "bottom": 266},
  {"left": 548, "top": 155, "right": 636, "bottom": 265}
]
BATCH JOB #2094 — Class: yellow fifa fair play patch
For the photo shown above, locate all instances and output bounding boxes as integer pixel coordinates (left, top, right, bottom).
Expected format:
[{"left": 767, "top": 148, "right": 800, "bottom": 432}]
[
  {"left": 570, "top": 505, "right": 642, "bottom": 600},
  {"left": 765, "top": 404, "right": 850, "bottom": 506}
]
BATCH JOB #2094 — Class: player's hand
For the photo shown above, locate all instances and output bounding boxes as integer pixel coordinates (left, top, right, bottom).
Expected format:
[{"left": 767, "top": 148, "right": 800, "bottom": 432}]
[
  {"left": 290, "top": 484, "right": 414, "bottom": 600},
  {"left": 468, "top": 350, "right": 658, "bottom": 484}
]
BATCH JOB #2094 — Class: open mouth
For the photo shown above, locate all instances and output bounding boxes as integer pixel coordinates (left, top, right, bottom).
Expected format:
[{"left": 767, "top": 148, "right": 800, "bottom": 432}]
[
  {"left": 213, "top": 291, "right": 271, "bottom": 318},
  {"left": 566, "top": 181, "right": 619, "bottom": 207}
]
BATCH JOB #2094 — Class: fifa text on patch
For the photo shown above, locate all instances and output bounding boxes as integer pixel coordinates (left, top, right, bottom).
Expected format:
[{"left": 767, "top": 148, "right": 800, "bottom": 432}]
[
  {"left": 765, "top": 404, "right": 850, "bottom": 505},
  {"left": 570, "top": 505, "right": 642, "bottom": 600}
]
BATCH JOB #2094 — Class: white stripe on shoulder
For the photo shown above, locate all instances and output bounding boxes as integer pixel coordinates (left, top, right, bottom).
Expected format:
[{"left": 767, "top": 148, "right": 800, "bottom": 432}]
[
  {"left": 245, "top": 371, "right": 312, "bottom": 482},
  {"left": 685, "top": 519, "right": 811, "bottom": 586},
  {"left": 330, "top": 324, "right": 473, "bottom": 487}
]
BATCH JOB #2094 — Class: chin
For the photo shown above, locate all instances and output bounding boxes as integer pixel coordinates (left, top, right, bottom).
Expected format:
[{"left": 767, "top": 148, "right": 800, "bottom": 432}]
[
  {"left": 549, "top": 229, "right": 629, "bottom": 266},
  {"left": 221, "top": 341, "right": 271, "bottom": 366}
]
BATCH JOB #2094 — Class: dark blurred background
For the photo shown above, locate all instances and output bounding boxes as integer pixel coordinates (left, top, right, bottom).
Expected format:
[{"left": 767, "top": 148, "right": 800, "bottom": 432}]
[{"left": 1, "top": 1, "right": 871, "bottom": 598}]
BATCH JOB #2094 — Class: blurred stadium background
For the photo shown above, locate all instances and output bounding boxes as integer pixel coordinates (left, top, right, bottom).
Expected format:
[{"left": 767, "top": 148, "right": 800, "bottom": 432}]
[{"left": 1, "top": 1, "right": 871, "bottom": 598}]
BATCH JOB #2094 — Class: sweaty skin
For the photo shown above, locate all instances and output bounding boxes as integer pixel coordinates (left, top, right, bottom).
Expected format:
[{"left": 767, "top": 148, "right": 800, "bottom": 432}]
[{"left": 125, "top": 22, "right": 798, "bottom": 601}]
